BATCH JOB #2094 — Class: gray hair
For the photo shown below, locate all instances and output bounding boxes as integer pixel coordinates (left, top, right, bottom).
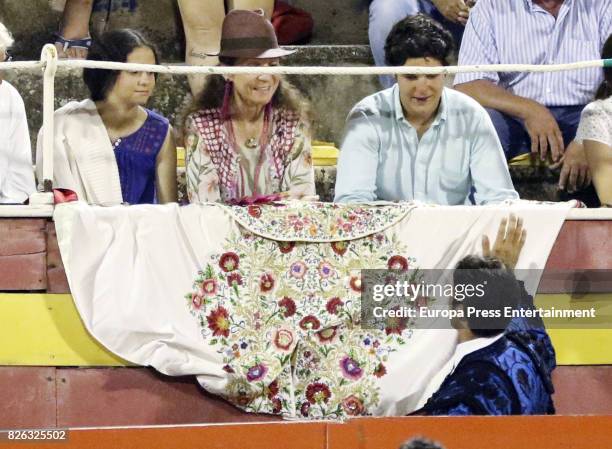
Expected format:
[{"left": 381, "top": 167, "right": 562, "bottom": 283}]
[{"left": 0, "top": 21, "right": 14, "bottom": 53}]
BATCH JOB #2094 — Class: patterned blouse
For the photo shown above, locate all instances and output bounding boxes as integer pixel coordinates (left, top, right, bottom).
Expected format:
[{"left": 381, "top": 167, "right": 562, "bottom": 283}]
[{"left": 185, "top": 107, "right": 315, "bottom": 204}]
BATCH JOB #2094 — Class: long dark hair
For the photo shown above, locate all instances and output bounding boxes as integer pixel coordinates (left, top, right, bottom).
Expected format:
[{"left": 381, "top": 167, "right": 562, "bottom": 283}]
[
  {"left": 190, "top": 56, "right": 313, "bottom": 126},
  {"left": 595, "top": 34, "right": 612, "bottom": 100},
  {"left": 83, "top": 29, "right": 159, "bottom": 102}
]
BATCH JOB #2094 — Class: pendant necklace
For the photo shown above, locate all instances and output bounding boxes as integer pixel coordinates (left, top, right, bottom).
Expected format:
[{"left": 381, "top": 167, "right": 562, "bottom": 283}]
[{"left": 244, "top": 137, "right": 259, "bottom": 149}]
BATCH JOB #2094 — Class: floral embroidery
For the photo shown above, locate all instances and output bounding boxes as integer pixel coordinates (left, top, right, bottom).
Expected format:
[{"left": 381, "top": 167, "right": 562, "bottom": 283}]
[
  {"left": 259, "top": 273, "right": 275, "bottom": 292},
  {"left": 219, "top": 252, "right": 240, "bottom": 272},
  {"left": 278, "top": 297, "right": 296, "bottom": 317},
  {"left": 207, "top": 306, "right": 230, "bottom": 338},
  {"left": 387, "top": 255, "right": 409, "bottom": 271},
  {"left": 299, "top": 315, "right": 321, "bottom": 331},
  {"left": 306, "top": 382, "right": 332, "bottom": 404},
  {"left": 342, "top": 395, "right": 365, "bottom": 416},
  {"left": 223, "top": 201, "right": 414, "bottom": 242},
  {"left": 246, "top": 364, "right": 268, "bottom": 382},
  {"left": 340, "top": 356, "right": 364, "bottom": 381},
  {"left": 183, "top": 208, "right": 419, "bottom": 419},
  {"left": 325, "top": 297, "right": 343, "bottom": 315}
]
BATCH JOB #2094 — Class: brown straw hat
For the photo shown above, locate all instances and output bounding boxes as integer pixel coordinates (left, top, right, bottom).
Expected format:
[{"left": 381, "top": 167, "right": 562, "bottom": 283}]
[{"left": 208, "top": 9, "right": 296, "bottom": 59}]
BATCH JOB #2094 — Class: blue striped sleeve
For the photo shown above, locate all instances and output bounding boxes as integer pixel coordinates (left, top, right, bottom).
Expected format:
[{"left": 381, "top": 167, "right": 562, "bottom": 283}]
[{"left": 454, "top": 0, "right": 500, "bottom": 86}]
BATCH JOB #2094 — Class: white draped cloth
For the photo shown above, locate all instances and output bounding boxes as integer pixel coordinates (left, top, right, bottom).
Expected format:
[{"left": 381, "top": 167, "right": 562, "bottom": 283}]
[{"left": 53, "top": 200, "right": 572, "bottom": 419}]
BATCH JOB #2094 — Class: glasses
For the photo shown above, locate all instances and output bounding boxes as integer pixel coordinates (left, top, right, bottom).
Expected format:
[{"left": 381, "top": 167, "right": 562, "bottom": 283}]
[{"left": 2, "top": 51, "right": 12, "bottom": 62}]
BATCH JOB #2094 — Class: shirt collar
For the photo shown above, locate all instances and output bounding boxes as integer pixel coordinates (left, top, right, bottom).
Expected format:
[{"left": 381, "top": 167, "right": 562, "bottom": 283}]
[
  {"left": 453, "top": 333, "right": 504, "bottom": 369},
  {"left": 392, "top": 84, "right": 448, "bottom": 126},
  {"left": 527, "top": 0, "right": 571, "bottom": 13}
]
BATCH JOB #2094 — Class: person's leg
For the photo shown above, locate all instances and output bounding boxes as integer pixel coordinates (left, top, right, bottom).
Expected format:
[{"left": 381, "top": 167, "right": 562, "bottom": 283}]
[
  {"left": 485, "top": 108, "right": 531, "bottom": 160},
  {"left": 368, "top": 0, "right": 420, "bottom": 88},
  {"left": 423, "top": 0, "right": 465, "bottom": 50},
  {"left": 55, "top": 0, "right": 95, "bottom": 59},
  {"left": 178, "top": 0, "right": 226, "bottom": 97},
  {"left": 549, "top": 105, "right": 585, "bottom": 146},
  {"left": 227, "top": 0, "right": 274, "bottom": 19}
]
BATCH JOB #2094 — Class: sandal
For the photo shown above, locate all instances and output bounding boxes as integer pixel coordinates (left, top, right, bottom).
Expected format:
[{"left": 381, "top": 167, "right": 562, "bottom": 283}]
[{"left": 53, "top": 33, "right": 93, "bottom": 54}]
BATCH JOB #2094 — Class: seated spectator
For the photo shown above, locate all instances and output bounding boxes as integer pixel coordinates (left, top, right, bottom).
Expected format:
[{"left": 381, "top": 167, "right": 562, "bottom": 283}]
[
  {"left": 178, "top": 0, "right": 274, "bottom": 96},
  {"left": 334, "top": 14, "right": 518, "bottom": 205},
  {"left": 454, "top": 0, "right": 611, "bottom": 202},
  {"left": 368, "top": 0, "right": 474, "bottom": 88},
  {"left": 0, "top": 21, "right": 36, "bottom": 204},
  {"left": 414, "top": 216, "right": 556, "bottom": 415},
  {"left": 37, "top": 29, "right": 177, "bottom": 205},
  {"left": 576, "top": 34, "right": 612, "bottom": 207},
  {"left": 184, "top": 10, "right": 315, "bottom": 204}
]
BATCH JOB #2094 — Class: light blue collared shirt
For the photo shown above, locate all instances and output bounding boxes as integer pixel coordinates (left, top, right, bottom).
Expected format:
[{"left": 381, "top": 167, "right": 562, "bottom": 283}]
[{"left": 334, "top": 86, "right": 518, "bottom": 205}]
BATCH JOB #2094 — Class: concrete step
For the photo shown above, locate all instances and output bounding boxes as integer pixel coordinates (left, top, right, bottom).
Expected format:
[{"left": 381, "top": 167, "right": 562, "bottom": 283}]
[{"left": 1, "top": 0, "right": 369, "bottom": 62}]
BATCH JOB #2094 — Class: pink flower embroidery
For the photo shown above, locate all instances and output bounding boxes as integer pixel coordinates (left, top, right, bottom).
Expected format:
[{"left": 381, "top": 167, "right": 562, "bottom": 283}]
[
  {"left": 318, "top": 262, "right": 333, "bottom": 278},
  {"left": 191, "top": 292, "right": 204, "bottom": 309},
  {"left": 339, "top": 356, "right": 363, "bottom": 381},
  {"left": 227, "top": 272, "right": 243, "bottom": 287},
  {"left": 341, "top": 395, "right": 365, "bottom": 416},
  {"left": 274, "top": 328, "right": 294, "bottom": 351},
  {"left": 201, "top": 279, "right": 218, "bottom": 296},
  {"left": 290, "top": 261, "right": 308, "bottom": 279},
  {"left": 259, "top": 273, "right": 275, "bottom": 292},
  {"left": 326, "top": 297, "right": 343, "bottom": 315},
  {"left": 299, "top": 315, "right": 321, "bottom": 331}
]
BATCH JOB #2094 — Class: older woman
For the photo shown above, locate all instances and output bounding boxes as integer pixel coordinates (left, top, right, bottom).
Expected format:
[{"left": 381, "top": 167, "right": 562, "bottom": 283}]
[
  {"left": 576, "top": 34, "right": 612, "bottom": 207},
  {"left": 0, "top": 21, "right": 36, "bottom": 204},
  {"left": 184, "top": 9, "right": 315, "bottom": 204},
  {"left": 37, "top": 29, "right": 177, "bottom": 205}
]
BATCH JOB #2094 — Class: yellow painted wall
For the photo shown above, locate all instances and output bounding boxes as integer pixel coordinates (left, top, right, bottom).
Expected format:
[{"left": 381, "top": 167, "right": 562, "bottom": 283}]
[
  {"left": 0, "top": 294, "right": 129, "bottom": 366},
  {"left": 0, "top": 293, "right": 611, "bottom": 366}
]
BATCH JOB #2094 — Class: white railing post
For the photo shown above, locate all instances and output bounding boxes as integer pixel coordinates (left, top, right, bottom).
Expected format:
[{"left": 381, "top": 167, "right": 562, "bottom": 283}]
[
  {"left": 27, "top": 44, "right": 57, "bottom": 206},
  {"left": 41, "top": 44, "right": 58, "bottom": 194}
]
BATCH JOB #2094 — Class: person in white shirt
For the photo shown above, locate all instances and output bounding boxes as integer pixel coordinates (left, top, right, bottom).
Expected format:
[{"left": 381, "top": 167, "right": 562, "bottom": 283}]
[
  {"left": 576, "top": 34, "right": 612, "bottom": 207},
  {"left": 0, "top": 21, "right": 36, "bottom": 204}
]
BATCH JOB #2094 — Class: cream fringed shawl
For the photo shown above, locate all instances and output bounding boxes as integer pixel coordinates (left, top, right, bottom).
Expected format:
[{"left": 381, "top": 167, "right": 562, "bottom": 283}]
[
  {"left": 53, "top": 200, "right": 573, "bottom": 419},
  {"left": 36, "top": 99, "right": 123, "bottom": 205}
]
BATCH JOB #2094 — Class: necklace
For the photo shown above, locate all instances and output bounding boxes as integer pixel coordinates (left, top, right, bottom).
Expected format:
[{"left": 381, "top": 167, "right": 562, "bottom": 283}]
[
  {"left": 227, "top": 104, "right": 273, "bottom": 198},
  {"left": 244, "top": 137, "right": 259, "bottom": 149}
]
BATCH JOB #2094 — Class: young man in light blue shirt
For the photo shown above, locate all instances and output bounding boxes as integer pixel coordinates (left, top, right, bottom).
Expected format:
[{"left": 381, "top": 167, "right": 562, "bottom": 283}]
[{"left": 334, "top": 14, "right": 518, "bottom": 205}]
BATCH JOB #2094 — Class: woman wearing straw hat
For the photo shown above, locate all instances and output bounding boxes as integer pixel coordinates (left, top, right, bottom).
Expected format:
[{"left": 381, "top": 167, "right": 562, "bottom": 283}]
[{"left": 184, "top": 9, "right": 315, "bottom": 205}]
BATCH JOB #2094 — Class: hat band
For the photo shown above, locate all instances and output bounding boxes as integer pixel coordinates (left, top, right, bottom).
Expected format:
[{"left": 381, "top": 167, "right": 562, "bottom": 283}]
[{"left": 220, "top": 36, "right": 278, "bottom": 52}]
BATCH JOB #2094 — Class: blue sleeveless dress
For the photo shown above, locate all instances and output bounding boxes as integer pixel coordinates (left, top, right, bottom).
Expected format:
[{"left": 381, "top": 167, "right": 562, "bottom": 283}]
[{"left": 113, "top": 109, "right": 169, "bottom": 204}]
